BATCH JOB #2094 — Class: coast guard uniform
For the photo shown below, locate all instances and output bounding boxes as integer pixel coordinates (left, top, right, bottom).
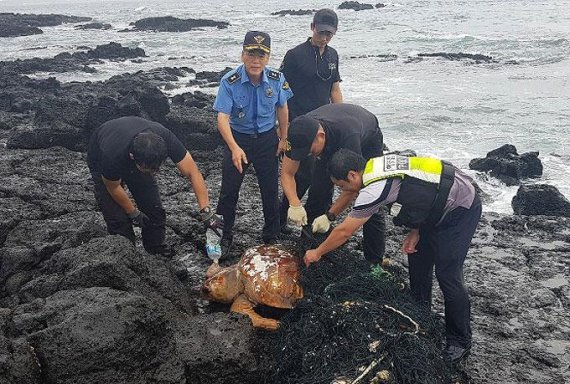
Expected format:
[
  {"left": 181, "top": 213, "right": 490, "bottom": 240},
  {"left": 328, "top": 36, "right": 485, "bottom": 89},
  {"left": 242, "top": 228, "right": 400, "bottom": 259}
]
[
  {"left": 351, "top": 154, "right": 481, "bottom": 351},
  {"left": 214, "top": 64, "right": 293, "bottom": 242}
]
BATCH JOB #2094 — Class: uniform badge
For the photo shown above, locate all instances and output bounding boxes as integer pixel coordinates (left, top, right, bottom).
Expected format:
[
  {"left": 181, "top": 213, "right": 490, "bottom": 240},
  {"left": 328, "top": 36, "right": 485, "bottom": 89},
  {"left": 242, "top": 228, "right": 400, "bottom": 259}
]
[
  {"left": 267, "top": 70, "right": 280, "bottom": 80},
  {"left": 238, "top": 110, "right": 245, "bottom": 119},
  {"left": 265, "top": 87, "right": 273, "bottom": 97},
  {"left": 227, "top": 72, "right": 240, "bottom": 84},
  {"left": 328, "top": 63, "right": 336, "bottom": 70},
  {"left": 282, "top": 81, "right": 290, "bottom": 90}
]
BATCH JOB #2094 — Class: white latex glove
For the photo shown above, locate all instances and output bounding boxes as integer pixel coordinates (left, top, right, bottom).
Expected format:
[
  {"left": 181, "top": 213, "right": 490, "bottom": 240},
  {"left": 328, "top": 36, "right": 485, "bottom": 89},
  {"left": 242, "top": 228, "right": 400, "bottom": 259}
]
[
  {"left": 288, "top": 205, "right": 308, "bottom": 226},
  {"left": 312, "top": 214, "right": 331, "bottom": 233}
]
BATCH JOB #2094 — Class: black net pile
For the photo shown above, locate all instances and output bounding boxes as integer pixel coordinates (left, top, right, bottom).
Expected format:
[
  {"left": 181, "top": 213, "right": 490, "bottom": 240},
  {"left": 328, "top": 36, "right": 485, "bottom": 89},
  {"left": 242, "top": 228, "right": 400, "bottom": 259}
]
[{"left": 269, "top": 244, "right": 453, "bottom": 384}]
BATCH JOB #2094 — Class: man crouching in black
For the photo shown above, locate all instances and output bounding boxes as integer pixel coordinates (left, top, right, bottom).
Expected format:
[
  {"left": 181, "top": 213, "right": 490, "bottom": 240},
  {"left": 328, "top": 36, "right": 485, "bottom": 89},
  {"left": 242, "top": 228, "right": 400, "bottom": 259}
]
[{"left": 87, "top": 116, "right": 222, "bottom": 257}]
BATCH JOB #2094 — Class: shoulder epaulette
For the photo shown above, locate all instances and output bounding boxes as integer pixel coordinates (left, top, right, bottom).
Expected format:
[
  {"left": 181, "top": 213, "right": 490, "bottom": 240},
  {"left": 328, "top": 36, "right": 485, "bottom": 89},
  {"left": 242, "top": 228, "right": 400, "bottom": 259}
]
[
  {"left": 267, "top": 69, "right": 280, "bottom": 81},
  {"left": 226, "top": 72, "right": 240, "bottom": 84}
]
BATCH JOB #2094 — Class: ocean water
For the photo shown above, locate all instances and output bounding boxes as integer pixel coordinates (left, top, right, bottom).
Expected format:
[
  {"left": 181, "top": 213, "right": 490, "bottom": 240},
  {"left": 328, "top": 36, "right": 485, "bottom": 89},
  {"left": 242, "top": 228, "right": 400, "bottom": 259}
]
[{"left": 1, "top": 0, "right": 569, "bottom": 213}]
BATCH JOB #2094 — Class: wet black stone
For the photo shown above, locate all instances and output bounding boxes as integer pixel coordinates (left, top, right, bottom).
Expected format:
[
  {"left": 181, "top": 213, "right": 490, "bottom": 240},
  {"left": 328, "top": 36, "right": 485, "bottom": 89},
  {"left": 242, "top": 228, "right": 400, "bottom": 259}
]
[
  {"left": 75, "top": 22, "right": 112, "bottom": 30},
  {"left": 469, "top": 144, "right": 543, "bottom": 185},
  {"left": 338, "top": 1, "right": 375, "bottom": 11},
  {"left": 128, "top": 16, "right": 229, "bottom": 32},
  {"left": 271, "top": 9, "right": 316, "bottom": 16},
  {"left": 512, "top": 184, "right": 570, "bottom": 217}
]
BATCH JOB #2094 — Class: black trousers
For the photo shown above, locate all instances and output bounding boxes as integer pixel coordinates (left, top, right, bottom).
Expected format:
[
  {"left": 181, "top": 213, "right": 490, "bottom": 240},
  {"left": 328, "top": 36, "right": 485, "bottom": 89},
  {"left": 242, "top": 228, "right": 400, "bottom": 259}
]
[
  {"left": 89, "top": 168, "right": 166, "bottom": 249},
  {"left": 216, "top": 128, "right": 279, "bottom": 243},
  {"left": 407, "top": 195, "right": 482, "bottom": 348}
]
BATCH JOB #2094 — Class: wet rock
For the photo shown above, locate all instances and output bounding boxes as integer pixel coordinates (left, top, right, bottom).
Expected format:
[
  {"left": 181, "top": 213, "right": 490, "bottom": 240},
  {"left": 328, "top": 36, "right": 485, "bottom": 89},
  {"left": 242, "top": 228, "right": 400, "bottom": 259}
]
[
  {"left": 0, "top": 13, "right": 91, "bottom": 38},
  {"left": 128, "top": 16, "right": 229, "bottom": 32},
  {"left": 111, "top": 66, "right": 194, "bottom": 86},
  {"left": 0, "top": 43, "right": 145, "bottom": 76},
  {"left": 376, "top": 3, "right": 387, "bottom": 8},
  {"left": 176, "top": 313, "right": 272, "bottom": 383},
  {"left": 188, "top": 67, "right": 233, "bottom": 87},
  {"left": 469, "top": 144, "right": 543, "bottom": 185},
  {"left": 271, "top": 9, "right": 316, "bottom": 16},
  {"left": 171, "top": 90, "right": 215, "bottom": 109},
  {"left": 75, "top": 22, "right": 112, "bottom": 30},
  {"left": 512, "top": 184, "right": 570, "bottom": 217},
  {"left": 0, "top": 23, "right": 42, "bottom": 38},
  {"left": 83, "top": 42, "right": 145, "bottom": 60},
  {"left": 350, "top": 53, "right": 398, "bottom": 61},
  {"left": 11, "top": 287, "right": 185, "bottom": 384},
  {"left": 0, "top": 330, "right": 41, "bottom": 384},
  {"left": 338, "top": 1, "right": 375, "bottom": 11},
  {"left": 418, "top": 52, "right": 494, "bottom": 63},
  {"left": 163, "top": 104, "right": 222, "bottom": 151},
  {"left": 6, "top": 75, "right": 169, "bottom": 151}
]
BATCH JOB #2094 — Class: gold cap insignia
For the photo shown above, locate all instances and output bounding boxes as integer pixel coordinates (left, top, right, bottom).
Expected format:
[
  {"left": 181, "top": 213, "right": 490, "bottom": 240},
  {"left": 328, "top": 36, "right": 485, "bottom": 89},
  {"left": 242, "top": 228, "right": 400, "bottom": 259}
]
[{"left": 254, "top": 35, "right": 265, "bottom": 44}]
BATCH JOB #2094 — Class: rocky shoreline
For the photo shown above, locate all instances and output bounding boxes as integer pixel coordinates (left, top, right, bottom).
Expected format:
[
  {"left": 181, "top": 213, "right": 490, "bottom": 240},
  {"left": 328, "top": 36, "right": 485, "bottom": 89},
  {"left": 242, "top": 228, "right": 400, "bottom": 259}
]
[{"left": 0, "top": 38, "right": 569, "bottom": 383}]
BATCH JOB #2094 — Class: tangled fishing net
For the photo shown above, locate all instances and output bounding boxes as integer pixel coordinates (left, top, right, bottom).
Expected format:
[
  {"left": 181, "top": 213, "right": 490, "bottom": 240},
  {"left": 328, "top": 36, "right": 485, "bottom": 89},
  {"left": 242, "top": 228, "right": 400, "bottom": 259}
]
[{"left": 266, "top": 238, "right": 454, "bottom": 384}]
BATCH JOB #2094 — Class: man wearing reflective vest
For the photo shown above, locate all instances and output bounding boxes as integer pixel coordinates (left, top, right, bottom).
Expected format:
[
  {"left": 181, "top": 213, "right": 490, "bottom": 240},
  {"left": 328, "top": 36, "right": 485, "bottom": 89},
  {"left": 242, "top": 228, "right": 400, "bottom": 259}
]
[{"left": 304, "top": 149, "right": 482, "bottom": 364}]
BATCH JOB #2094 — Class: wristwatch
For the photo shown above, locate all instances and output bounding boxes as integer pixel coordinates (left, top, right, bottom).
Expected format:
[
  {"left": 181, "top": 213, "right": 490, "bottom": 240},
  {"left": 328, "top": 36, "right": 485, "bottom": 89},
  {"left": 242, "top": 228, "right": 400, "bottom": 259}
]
[{"left": 326, "top": 211, "right": 337, "bottom": 222}]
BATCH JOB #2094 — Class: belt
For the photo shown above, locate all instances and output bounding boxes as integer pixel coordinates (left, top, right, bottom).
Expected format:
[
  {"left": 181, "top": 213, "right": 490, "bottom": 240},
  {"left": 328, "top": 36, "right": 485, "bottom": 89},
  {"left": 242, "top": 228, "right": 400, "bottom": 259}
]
[
  {"left": 232, "top": 127, "right": 275, "bottom": 138},
  {"left": 427, "top": 161, "right": 455, "bottom": 225}
]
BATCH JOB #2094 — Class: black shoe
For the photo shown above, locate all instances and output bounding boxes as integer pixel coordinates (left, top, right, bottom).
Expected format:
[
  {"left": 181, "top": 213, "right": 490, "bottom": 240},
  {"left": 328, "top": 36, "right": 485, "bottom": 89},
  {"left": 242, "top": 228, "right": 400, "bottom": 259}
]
[
  {"left": 145, "top": 244, "right": 176, "bottom": 258},
  {"left": 444, "top": 344, "right": 471, "bottom": 363},
  {"left": 220, "top": 236, "right": 233, "bottom": 259}
]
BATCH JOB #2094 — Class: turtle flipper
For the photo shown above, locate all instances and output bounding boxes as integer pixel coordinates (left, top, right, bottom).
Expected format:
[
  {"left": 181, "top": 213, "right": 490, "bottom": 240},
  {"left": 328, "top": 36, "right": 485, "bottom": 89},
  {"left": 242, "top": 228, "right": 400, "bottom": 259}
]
[{"left": 230, "top": 294, "right": 279, "bottom": 330}]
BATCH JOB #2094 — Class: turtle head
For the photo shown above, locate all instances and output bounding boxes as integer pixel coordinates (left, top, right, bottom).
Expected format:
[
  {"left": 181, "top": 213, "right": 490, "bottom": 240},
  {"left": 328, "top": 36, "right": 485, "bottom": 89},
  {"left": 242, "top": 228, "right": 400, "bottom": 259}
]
[{"left": 201, "top": 267, "right": 241, "bottom": 304}]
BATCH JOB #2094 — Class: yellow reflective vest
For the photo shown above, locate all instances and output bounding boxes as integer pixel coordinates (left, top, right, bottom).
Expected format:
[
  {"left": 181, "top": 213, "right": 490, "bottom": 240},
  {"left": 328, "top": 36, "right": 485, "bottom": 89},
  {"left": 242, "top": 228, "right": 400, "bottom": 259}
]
[{"left": 362, "top": 154, "right": 455, "bottom": 228}]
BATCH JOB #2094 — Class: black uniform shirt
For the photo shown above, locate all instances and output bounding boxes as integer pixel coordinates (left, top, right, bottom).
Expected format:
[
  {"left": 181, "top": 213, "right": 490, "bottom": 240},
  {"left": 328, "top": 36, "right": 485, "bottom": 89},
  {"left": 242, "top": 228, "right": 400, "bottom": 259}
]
[
  {"left": 88, "top": 116, "right": 187, "bottom": 181},
  {"left": 280, "top": 39, "right": 341, "bottom": 121},
  {"left": 305, "top": 104, "right": 382, "bottom": 160}
]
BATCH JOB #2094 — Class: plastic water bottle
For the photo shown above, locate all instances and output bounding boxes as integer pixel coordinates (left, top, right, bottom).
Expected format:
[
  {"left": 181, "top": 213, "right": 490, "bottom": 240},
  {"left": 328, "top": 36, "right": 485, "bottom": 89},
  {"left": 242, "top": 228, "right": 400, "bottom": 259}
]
[{"left": 205, "top": 228, "right": 222, "bottom": 262}]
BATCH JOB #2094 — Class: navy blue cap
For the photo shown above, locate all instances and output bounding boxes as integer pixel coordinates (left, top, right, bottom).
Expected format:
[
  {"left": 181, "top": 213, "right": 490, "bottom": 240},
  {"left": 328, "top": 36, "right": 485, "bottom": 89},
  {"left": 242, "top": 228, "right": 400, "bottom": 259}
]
[{"left": 243, "top": 31, "right": 271, "bottom": 53}]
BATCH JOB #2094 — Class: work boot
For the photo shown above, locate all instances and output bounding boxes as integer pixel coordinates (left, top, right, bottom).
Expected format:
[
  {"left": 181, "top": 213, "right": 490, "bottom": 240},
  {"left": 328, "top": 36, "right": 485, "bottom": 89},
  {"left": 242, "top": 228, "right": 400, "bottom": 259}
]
[
  {"left": 145, "top": 244, "right": 176, "bottom": 258},
  {"left": 444, "top": 344, "right": 471, "bottom": 364}
]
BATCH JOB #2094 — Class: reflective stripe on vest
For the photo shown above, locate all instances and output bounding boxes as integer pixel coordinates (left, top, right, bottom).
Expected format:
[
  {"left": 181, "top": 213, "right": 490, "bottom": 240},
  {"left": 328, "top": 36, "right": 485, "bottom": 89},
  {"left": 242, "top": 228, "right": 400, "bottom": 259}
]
[{"left": 362, "top": 155, "right": 444, "bottom": 187}]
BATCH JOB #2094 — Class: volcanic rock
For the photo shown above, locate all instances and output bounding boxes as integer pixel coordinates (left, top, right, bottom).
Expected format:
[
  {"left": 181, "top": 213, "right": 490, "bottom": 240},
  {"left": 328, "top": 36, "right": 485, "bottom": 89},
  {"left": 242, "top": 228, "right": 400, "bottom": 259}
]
[
  {"left": 188, "top": 67, "right": 233, "bottom": 87},
  {"left": 469, "top": 144, "right": 543, "bottom": 185},
  {"left": 512, "top": 184, "right": 570, "bottom": 217},
  {"left": 75, "top": 22, "right": 112, "bottom": 30},
  {"left": 418, "top": 52, "right": 494, "bottom": 63},
  {"left": 0, "top": 42, "right": 145, "bottom": 75},
  {"left": 6, "top": 74, "right": 169, "bottom": 151},
  {"left": 338, "top": 1, "right": 374, "bottom": 11},
  {"left": 271, "top": 9, "right": 316, "bottom": 16},
  {"left": 128, "top": 16, "right": 229, "bottom": 32},
  {"left": 0, "top": 13, "right": 91, "bottom": 38}
]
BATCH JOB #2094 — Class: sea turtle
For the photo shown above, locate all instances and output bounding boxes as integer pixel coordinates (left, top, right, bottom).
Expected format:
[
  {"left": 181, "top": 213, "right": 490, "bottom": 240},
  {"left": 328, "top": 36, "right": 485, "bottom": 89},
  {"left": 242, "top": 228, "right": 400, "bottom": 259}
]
[{"left": 201, "top": 244, "right": 304, "bottom": 330}]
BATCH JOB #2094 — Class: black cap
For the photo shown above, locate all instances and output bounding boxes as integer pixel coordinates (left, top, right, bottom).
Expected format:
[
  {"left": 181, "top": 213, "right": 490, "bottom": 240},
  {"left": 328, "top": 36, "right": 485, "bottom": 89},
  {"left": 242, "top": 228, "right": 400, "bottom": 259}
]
[
  {"left": 243, "top": 31, "right": 271, "bottom": 54},
  {"left": 285, "top": 116, "right": 321, "bottom": 160},
  {"left": 313, "top": 8, "right": 338, "bottom": 33}
]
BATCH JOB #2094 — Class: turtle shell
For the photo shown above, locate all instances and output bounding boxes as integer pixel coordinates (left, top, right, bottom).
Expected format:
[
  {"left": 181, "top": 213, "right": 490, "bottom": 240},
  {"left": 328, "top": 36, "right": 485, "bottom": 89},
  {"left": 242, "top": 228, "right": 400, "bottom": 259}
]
[{"left": 237, "top": 245, "right": 303, "bottom": 309}]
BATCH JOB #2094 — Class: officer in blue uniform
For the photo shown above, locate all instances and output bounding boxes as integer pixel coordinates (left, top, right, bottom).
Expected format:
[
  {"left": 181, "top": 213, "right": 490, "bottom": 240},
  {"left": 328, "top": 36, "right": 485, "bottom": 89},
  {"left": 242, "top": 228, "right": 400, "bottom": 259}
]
[{"left": 213, "top": 31, "right": 293, "bottom": 252}]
